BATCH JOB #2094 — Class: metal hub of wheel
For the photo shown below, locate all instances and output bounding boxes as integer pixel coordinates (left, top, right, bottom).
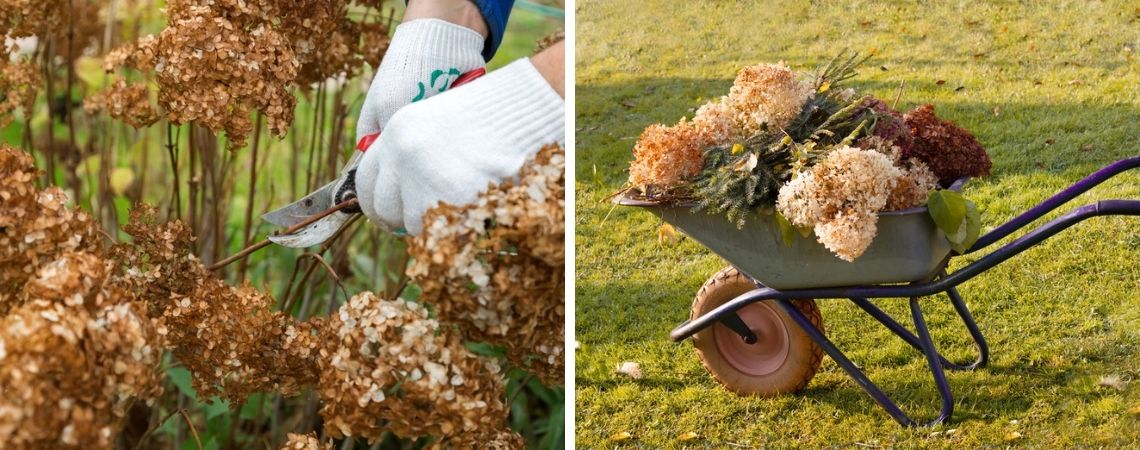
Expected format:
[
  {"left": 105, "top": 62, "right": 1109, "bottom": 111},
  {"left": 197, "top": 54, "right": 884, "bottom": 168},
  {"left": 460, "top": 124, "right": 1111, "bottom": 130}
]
[{"left": 713, "top": 302, "right": 790, "bottom": 376}]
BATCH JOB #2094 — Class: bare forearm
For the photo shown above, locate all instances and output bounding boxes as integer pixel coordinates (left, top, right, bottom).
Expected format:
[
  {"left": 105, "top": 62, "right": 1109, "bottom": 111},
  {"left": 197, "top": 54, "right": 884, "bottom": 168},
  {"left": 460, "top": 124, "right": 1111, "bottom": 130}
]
[
  {"left": 530, "top": 40, "right": 565, "bottom": 98},
  {"left": 404, "top": 0, "right": 490, "bottom": 38}
]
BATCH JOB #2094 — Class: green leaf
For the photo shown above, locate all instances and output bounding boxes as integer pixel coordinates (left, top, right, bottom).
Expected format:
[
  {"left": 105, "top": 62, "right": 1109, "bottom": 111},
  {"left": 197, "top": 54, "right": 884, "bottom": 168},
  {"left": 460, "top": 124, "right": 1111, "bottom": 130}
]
[
  {"left": 168, "top": 367, "right": 195, "bottom": 399},
  {"left": 962, "top": 199, "right": 982, "bottom": 250},
  {"left": 775, "top": 212, "right": 795, "bottom": 246},
  {"left": 927, "top": 189, "right": 967, "bottom": 235},
  {"left": 929, "top": 189, "right": 983, "bottom": 253}
]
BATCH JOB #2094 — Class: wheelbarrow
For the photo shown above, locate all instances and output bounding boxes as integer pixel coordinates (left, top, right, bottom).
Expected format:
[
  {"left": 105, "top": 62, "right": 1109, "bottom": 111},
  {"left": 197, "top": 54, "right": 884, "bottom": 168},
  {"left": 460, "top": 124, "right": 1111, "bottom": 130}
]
[{"left": 616, "top": 156, "right": 1140, "bottom": 427}]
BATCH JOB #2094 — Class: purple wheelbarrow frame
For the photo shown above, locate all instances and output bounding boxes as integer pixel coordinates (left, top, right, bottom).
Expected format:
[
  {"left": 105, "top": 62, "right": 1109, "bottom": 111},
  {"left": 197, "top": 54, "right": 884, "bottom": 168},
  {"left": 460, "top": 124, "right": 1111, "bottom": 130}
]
[{"left": 620, "top": 156, "right": 1140, "bottom": 427}]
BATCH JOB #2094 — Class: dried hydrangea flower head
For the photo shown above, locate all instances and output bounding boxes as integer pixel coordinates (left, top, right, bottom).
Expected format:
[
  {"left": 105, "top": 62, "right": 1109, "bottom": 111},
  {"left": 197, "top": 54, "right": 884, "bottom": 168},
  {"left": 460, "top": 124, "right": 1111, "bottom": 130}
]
[
  {"left": 113, "top": 206, "right": 320, "bottom": 403},
  {"left": 318, "top": 292, "right": 520, "bottom": 447},
  {"left": 281, "top": 432, "right": 333, "bottom": 450},
  {"left": 97, "top": 0, "right": 392, "bottom": 146},
  {"left": 0, "top": 250, "right": 162, "bottom": 449},
  {"left": 728, "top": 62, "right": 814, "bottom": 136},
  {"left": 409, "top": 144, "right": 565, "bottom": 386},
  {"left": 0, "top": 61, "right": 41, "bottom": 128},
  {"left": 692, "top": 95, "right": 740, "bottom": 147},
  {"left": 135, "top": 13, "right": 299, "bottom": 148},
  {"left": 0, "top": 146, "right": 101, "bottom": 313},
  {"left": 82, "top": 79, "right": 160, "bottom": 128},
  {"left": 777, "top": 146, "right": 902, "bottom": 261},
  {"left": 628, "top": 120, "right": 708, "bottom": 191},
  {"left": 858, "top": 136, "right": 940, "bottom": 211},
  {"left": 863, "top": 97, "right": 914, "bottom": 154},
  {"left": 902, "top": 104, "right": 992, "bottom": 184}
]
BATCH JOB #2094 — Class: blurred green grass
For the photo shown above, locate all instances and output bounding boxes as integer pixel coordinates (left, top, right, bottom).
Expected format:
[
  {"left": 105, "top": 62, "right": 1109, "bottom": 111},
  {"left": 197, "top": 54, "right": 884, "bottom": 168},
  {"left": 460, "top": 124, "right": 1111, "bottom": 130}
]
[{"left": 575, "top": 0, "right": 1140, "bottom": 448}]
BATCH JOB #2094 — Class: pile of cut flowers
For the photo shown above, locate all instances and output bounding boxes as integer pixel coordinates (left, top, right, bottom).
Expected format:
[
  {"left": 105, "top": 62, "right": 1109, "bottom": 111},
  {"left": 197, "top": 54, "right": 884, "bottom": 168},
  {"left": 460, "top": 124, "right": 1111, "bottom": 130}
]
[{"left": 624, "top": 53, "right": 992, "bottom": 261}]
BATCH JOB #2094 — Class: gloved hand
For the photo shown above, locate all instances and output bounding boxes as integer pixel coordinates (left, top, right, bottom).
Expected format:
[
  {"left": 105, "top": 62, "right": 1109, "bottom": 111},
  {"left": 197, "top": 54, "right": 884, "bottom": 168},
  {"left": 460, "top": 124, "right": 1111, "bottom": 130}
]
[
  {"left": 355, "top": 18, "right": 486, "bottom": 144},
  {"left": 355, "top": 58, "right": 565, "bottom": 235}
]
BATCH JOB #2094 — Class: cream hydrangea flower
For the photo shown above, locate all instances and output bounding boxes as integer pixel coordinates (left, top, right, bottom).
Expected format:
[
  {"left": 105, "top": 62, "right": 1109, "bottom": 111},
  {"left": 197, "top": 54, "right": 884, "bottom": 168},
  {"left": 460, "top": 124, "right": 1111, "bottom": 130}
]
[
  {"left": 728, "top": 63, "right": 814, "bottom": 135},
  {"left": 777, "top": 146, "right": 901, "bottom": 261}
]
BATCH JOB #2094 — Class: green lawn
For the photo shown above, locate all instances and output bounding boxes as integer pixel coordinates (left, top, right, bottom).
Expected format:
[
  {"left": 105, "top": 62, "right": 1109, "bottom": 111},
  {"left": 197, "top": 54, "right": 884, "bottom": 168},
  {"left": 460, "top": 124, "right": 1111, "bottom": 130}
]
[{"left": 574, "top": 1, "right": 1140, "bottom": 447}]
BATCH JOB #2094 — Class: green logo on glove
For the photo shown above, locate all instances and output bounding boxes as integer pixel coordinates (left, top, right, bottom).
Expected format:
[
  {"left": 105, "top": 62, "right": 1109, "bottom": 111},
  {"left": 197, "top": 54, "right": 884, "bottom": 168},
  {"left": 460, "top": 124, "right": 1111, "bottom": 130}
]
[{"left": 412, "top": 68, "right": 462, "bottom": 102}]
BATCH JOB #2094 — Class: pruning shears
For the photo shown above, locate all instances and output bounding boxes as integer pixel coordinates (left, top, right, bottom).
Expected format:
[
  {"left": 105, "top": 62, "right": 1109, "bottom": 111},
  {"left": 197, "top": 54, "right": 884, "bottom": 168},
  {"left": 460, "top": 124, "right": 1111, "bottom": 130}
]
[{"left": 261, "top": 68, "right": 487, "bottom": 248}]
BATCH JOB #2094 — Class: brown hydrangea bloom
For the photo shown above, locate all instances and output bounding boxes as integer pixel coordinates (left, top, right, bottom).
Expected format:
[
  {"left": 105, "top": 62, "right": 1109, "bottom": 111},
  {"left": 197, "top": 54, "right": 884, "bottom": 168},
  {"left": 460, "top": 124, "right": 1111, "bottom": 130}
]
[
  {"left": 628, "top": 120, "right": 707, "bottom": 191},
  {"left": 83, "top": 79, "right": 160, "bottom": 128},
  {"left": 135, "top": 15, "right": 299, "bottom": 148},
  {"left": 692, "top": 96, "right": 740, "bottom": 147},
  {"left": 281, "top": 432, "right": 333, "bottom": 450},
  {"left": 728, "top": 62, "right": 814, "bottom": 135},
  {"left": 409, "top": 144, "right": 565, "bottom": 386},
  {"left": 318, "top": 292, "right": 518, "bottom": 445},
  {"left": 112, "top": 206, "right": 320, "bottom": 403},
  {"left": 101, "top": 0, "right": 392, "bottom": 147},
  {"left": 0, "top": 61, "right": 42, "bottom": 128},
  {"left": 0, "top": 252, "right": 162, "bottom": 449},
  {"left": 902, "top": 104, "right": 992, "bottom": 184},
  {"left": 0, "top": 0, "right": 103, "bottom": 61},
  {"left": 0, "top": 145, "right": 102, "bottom": 313}
]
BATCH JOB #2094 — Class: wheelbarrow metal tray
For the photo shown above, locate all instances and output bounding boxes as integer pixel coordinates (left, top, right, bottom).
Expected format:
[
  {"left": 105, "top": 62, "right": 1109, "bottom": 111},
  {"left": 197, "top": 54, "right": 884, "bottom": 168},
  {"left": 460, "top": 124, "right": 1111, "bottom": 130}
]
[{"left": 618, "top": 197, "right": 952, "bottom": 289}]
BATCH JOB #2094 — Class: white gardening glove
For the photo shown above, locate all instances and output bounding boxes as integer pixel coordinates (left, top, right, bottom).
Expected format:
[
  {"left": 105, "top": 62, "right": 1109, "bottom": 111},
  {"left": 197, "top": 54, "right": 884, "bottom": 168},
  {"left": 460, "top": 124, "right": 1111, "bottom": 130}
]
[
  {"left": 355, "top": 18, "right": 486, "bottom": 144},
  {"left": 355, "top": 58, "right": 565, "bottom": 235}
]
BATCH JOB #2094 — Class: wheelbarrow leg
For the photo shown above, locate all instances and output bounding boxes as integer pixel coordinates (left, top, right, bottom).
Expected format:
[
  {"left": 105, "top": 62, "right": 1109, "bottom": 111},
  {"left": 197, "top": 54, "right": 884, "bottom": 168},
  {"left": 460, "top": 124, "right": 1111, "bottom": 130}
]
[
  {"left": 850, "top": 291, "right": 988, "bottom": 371},
  {"left": 778, "top": 298, "right": 955, "bottom": 427},
  {"left": 946, "top": 286, "right": 989, "bottom": 369},
  {"left": 909, "top": 296, "right": 954, "bottom": 426}
]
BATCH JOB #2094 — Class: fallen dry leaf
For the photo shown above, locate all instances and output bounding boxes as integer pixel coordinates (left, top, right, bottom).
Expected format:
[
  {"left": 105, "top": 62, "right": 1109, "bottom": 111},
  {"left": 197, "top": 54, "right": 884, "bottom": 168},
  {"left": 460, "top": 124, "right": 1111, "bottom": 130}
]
[
  {"left": 658, "top": 223, "right": 679, "bottom": 247},
  {"left": 1098, "top": 374, "right": 1127, "bottom": 391},
  {"left": 1005, "top": 431, "right": 1023, "bottom": 441},
  {"left": 610, "top": 431, "right": 633, "bottom": 442},
  {"left": 678, "top": 431, "right": 699, "bottom": 441},
  {"left": 1127, "top": 405, "right": 1140, "bottom": 415},
  {"left": 616, "top": 361, "right": 644, "bottom": 380}
]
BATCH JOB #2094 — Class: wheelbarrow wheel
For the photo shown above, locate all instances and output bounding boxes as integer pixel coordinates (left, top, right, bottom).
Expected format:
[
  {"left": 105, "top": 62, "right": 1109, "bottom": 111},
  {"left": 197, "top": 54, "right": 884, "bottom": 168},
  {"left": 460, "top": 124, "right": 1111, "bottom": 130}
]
[{"left": 691, "top": 266, "right": 824, "bottom": 396}]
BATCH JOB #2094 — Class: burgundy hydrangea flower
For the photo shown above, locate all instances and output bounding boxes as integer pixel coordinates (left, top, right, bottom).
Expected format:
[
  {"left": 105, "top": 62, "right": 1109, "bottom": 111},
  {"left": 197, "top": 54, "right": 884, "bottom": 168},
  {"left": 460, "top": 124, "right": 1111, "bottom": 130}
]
[{"left": 902, "top": 104, "right": 992, "bottom": 184}]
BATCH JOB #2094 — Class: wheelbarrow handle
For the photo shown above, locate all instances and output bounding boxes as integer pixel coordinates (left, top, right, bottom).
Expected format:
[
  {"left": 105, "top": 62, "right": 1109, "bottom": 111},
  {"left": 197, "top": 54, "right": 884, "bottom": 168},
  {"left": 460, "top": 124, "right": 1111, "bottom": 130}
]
[{"left": 968, "top": 156, "right": 1140, "bottom": 252}]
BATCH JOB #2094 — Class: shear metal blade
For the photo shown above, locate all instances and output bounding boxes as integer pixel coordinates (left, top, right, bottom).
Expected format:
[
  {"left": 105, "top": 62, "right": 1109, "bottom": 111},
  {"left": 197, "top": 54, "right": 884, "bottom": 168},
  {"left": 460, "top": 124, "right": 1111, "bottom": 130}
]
[
  {"left": 267, "top": 211, "right": 354, "bottom": 248},
  {"left": 262, "top": 180, "right": 337, "bottom": 228}
]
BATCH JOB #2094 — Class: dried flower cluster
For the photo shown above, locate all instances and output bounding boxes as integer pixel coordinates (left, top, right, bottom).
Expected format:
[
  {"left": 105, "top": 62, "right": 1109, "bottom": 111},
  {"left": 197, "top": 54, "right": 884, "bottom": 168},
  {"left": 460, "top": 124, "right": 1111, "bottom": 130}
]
[
  {"left": 902, "top": 104, "right": 993, "bottom": 184},
  {"left": 0, "top": 147, "right": 164, "bottom": 449},
  {"left": 627, "top": 63, "right": 812, "bottom": 191},
  {"left": 858, "top": 136, "right": 940, "bottom": 211},
  {"left": 82, "top": 79, "right": 160, "bottom": 128},
  {"left": 318, "top": 292, "right": 522, "bottom": 447},
  {"left": 627, "top": 121, "right": 709, "bottom": 191},
  {"left": 777, "top": 146, "right": 903, "bottom": 261},
  {"left": 0, "top": 61, "right": 41, "bottom": 128},
  {"left": 99, "top": 0, "right": 392, "bottom": 148},
  {"left": 628, "top": 57, "right": 993, "bottom": 262},
  {"left": 409, "top": 144, "right": 566, "bottom": 386},
  {"left": 280, "top": 432, "right": 333, "bottom": 450},
  {"left": 864, "top": 97, "right": 913, "bottom": 154},
  {"left": 113, "top": 205, "right": 321, "bottom": 404},
  {"left": 728, "top": 63, "right": 815, "bottom": 135},
  {"left": 2, "top": 147, "right": 532, "bottom": 447},
  {"left": 0, "top": 253, "right": 163, "bottom": 449},
  {"left": 0, "top": 0, "right": 103, "bottom": 126},
  {"left": 0, "top": 145, "right": 101, "bottom": 312}
]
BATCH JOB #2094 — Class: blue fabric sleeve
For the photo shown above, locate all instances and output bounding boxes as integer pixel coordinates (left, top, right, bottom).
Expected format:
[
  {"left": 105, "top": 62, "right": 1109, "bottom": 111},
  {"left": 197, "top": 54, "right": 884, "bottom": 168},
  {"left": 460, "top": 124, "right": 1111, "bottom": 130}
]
[
  {"left": 404, "top": 1, "right": 514, "bottom": 61},
  {"left": 470, "top": 0, "right": 514, "bottom": 61}
]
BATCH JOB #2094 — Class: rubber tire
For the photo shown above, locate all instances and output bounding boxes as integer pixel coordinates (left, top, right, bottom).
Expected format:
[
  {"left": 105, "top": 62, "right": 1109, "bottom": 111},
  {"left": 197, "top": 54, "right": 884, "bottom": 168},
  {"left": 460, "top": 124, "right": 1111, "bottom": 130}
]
[{"left": 691, "top": 266, "right": 825, "bottom": 396}]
